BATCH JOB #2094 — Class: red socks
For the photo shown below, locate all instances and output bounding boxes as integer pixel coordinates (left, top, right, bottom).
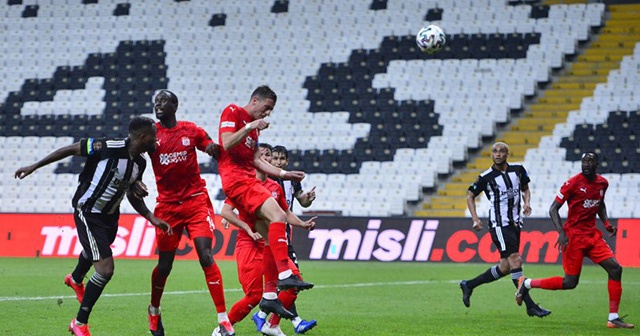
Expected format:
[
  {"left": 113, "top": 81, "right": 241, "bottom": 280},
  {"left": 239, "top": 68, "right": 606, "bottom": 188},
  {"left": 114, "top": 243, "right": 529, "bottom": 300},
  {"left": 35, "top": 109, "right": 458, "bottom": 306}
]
[
  {"left": 228, "top": 293, "right": 261, "bottom": 325},
  {"left": 150, "top": 267, "right": 168, "bottom": 308},
  {"left": 267, "top": 222, "right": 291, "bottom": 273},
  {"left": 270, "top": 288, "right": 298, "bottom": 325},
  {"left": 203, "top": 263, "right": 226, "bottom": 313},
  {"left": 263, "top": 246, "right": 279, "bottom": 293},
  {"left": 608, "top": 279, "right": 622, "bottom": 313},
  {"left": 531, "top": 276, "right": 564, "bottom": 290}
]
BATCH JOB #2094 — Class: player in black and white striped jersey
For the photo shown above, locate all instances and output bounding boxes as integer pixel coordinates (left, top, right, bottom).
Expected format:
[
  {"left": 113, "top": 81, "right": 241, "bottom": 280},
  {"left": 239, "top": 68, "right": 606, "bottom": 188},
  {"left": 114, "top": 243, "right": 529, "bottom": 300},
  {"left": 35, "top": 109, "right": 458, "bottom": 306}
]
[
  {"left": 459, "top": 142, "right": 551, "bottom": 318},
  {"left": 14, "top": 116, "right": 171, "bottom": 335}
]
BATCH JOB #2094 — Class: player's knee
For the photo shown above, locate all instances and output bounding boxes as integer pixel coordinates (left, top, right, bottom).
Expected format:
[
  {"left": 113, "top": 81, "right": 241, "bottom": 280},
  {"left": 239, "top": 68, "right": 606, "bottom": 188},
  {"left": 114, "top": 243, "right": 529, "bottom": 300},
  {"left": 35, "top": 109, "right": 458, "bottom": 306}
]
[
  {"left": 563, "top": 278, "right": 579, "bottom": 289},
  {"left": 156, "top": 260, "right": 174, "bottom": 276},
  {"left": 608, "top": 264, "right": 623, "bottom": 280},
  {"left": 198, "top": 253, "right": 214, "bottom": 268}
]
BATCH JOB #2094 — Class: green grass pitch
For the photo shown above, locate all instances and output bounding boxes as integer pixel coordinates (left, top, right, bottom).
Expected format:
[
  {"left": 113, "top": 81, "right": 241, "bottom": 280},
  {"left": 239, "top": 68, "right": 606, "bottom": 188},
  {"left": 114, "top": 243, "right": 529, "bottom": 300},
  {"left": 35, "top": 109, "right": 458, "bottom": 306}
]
[{"left": 0, "top": 258, "right": 638, "bottom": 335}]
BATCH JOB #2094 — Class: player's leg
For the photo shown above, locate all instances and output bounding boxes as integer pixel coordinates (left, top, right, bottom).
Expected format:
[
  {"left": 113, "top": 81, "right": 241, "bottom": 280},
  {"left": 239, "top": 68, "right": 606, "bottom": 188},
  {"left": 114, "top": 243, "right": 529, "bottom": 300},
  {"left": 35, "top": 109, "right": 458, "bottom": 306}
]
[
  {"left": 65, "top": 250, "right": 92, "bottom": 303},
  {"left": 187, "top": 196, "right": 234, "bottom": 335},
  {"left": 148, "top": 202, "right": 182, "bottom": 336},
  {"left": 459, "top": 227, "right": 509, "bottom": 307},
  {"left": 257, "top": 198, "right": 313, "bottom": 291},
  {"left": 591, "top": 236, "right": 633, "bottom": 328},
  {"left": 271, "top": 256, "right": 318, "bottom": 334},
  {"left": 516, "top": 236, "right": 583, "bottom": 306},
  {"left": 229, "top": 245, "right": 263, "bottom": 325},
  {"left": 70, "top": 211, "right": 117, "bottom": 334}
]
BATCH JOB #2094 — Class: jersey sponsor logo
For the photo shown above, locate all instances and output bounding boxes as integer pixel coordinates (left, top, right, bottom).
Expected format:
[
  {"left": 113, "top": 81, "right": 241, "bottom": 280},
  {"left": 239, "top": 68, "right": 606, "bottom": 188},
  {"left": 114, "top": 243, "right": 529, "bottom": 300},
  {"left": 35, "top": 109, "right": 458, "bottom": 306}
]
[
  {"left": 158, "top": 150, "right": 188, "bottom": 165},
  {"left": 220, "top": 121, "right": 235, "bottom": 128},
  {"left": 181, "top": 137, "right": 190, "bottom": 146},
  {"left": 500, "top": 188, "right": 520, "bottom": 198},
  {"left": 583, "top": 199, "right": 600, "bottom": 208},
  {"left": 111, "top": 167, "right": 131, "bottom": 190}
]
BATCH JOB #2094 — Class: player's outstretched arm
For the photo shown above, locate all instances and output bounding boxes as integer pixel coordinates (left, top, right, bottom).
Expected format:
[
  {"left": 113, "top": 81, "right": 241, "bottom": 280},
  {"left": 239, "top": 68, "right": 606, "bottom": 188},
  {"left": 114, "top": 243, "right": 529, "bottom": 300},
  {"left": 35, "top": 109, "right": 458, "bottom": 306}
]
[
  {"left": 14, "top": 142, "right": 81, "bottom": 179},
  {"left": 285, "top": 210, "right": 316, "bottom": 231},
  {"left": 253, "top": 148, "right": 305, "bottom": 182},
  {"left": 127, "top": 190, "right": 172, "bottom": 234}
]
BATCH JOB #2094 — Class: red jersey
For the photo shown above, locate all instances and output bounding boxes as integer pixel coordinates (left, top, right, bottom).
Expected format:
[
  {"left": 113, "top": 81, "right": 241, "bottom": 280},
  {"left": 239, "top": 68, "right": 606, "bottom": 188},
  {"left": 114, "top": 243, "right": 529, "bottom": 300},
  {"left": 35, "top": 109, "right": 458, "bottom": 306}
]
[
  {"left": 149, "top": 121, "right": 213, "bottom": 203},
  {"left": 263, "top": 178, "right": 289, "bottom": 212},
  {"left": 217, "top": 104, "right": 259, "bottom": 188},
  {"left": 555, "top": 173, "right": 608, "bottom": 236}
]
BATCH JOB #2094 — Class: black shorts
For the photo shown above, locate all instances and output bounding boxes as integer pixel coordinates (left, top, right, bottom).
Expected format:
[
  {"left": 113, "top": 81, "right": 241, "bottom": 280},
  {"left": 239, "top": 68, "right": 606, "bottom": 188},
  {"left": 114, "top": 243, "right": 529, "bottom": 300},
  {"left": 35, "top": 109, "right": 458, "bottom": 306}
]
[
  {"left": 490, "top": 225, "right": 521, "bottom": 259},
  {"left": 287, "top": 245, "right": 299, "bottom": 269},
  {"left": 74, "top": 210, "right": 119, "bottom": 262}
]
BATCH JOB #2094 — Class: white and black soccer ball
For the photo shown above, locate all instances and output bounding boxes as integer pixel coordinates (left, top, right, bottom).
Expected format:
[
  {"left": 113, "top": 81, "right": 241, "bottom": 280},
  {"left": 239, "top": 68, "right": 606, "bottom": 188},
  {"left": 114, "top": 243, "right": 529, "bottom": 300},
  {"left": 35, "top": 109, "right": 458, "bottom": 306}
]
[{"left": 416, "top": 25, "right": 446, "bottom": 54}]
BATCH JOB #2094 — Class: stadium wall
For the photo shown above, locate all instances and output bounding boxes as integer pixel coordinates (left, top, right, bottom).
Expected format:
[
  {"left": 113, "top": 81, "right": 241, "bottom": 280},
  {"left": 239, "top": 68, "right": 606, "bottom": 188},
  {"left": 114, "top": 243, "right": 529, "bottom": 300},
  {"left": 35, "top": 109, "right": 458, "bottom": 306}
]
[{"left": 1, "top": 214, "right": 638, "bottom": 267}]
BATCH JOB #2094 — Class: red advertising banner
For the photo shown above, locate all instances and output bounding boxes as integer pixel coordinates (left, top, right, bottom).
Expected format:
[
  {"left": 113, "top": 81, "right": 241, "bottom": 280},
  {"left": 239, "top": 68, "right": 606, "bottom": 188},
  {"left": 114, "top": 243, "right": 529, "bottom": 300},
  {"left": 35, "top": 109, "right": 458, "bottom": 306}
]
[
  {"left": 0, "top": 213, "right": 237, "bottom": 260},
  {"left": 1, "top": 214, "right": 638, "bottom": 267}
]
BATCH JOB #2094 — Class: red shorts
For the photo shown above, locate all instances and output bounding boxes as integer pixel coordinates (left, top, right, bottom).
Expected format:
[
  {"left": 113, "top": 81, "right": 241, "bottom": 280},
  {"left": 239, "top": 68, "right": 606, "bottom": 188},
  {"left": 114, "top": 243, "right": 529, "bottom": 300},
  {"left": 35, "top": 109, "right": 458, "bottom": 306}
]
[
  {"left": 154, "top": 192, "right": 215, "bottom": 252},
  {"left": 562, "top": 230, "right": 615, "bottom": 276},
  {"left": 236, "top": 242, "right": 264, "bottom": 296},
  {"left": 224, "top": 177, "right": 271, "bottom": 217}
]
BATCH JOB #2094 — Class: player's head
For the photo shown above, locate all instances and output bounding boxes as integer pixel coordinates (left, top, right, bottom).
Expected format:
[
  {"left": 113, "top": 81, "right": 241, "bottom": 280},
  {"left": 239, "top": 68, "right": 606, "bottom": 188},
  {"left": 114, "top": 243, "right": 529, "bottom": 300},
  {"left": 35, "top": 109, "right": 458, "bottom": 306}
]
[
  {"left": 128, "top": 116, "right": 157, "bottom": 153},
  {"left": 154, "top": 90, "right": 179, "bottom": 120},
  {"left": 259, "top": 142, "right": 273, "bottom": 163},
  {"left": 271, "top": 145, "right": 289, "bottom": 169},
  {"left": 247, "top": 85, "right": 277, "bottom": 120},
  {"left": 491, "top": 142, "right": 509, "bottom": 166},
  {"left": 580, "top": 151, "right": 598, "bottom": 179}
]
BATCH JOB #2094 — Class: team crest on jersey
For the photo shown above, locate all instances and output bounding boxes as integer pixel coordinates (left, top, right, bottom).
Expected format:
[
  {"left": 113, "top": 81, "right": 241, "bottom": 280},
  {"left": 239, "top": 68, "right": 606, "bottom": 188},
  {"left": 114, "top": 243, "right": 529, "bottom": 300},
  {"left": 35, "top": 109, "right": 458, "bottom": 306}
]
[
  {"left": 182, "top": 137, "right": 190, "bottom": 146},
  {"left": 92, "top": 140, "right": 102, "bottom": 152}
]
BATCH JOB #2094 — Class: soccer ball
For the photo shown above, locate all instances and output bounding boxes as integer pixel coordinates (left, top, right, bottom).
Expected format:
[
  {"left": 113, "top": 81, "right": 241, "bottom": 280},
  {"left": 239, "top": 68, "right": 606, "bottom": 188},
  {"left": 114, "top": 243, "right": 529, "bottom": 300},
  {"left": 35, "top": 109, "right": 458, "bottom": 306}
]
[{"left": 416, "top": 25, "right": 446, "bottom": 54}]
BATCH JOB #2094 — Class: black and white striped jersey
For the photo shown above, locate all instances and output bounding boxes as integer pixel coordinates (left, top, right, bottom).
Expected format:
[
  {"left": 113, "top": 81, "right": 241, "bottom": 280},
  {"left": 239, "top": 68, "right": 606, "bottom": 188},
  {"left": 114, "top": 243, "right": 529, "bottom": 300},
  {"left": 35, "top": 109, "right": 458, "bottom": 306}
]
[
  {"left": 72, "top": 137, "right": 147, "bottom": 214},
  {"left": 468, "top": 164, "right": 530, "bottom": 229},
  {"left": 274, "top": 178, "right": 302, "bottom": 245}
]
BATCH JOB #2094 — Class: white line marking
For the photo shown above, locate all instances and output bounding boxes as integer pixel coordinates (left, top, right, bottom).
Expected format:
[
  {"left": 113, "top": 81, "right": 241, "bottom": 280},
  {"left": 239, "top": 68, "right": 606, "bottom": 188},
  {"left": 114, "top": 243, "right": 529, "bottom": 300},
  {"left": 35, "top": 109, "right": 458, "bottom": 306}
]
[{"left": 1, "top": 279, "right": 638, "bottom": 302}]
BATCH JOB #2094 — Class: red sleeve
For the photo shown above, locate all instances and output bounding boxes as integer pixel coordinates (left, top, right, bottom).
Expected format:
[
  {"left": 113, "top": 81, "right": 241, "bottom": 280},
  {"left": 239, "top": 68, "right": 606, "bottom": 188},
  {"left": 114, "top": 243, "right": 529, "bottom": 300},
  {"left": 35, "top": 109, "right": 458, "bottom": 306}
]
[
  {"left": 555, "top": 178, "right": 573, "bottom": 205},
  {"left": 194, "top": 124, "right": 213, "bottom": 152},
  {"left": 219, "top": 105, "right": 239, "bottom": 134}
]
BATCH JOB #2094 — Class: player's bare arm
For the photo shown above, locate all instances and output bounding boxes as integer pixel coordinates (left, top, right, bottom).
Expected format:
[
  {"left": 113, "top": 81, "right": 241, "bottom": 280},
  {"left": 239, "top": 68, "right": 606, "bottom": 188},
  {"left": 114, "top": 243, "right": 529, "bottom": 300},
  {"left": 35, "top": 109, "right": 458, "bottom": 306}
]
[
  {"left": 126, "top": 190, "right": 172, "bottom": 235},
  {"left": 220, "top": 118, "right": 269, "bottom": 151},
  {"left": 130, "top": 180, "right": 149, "bottom": 199},
  {"left": 466, "top": 191, "right": 482, "bottom": 231},
  {"left": 522, "top": 185, "right": 532, "bottom": 217},
  {"left": 205, "top": 142, "right": 220, "bottom": 159},
  {"left": 14, "top": 142, "right": 82, "bottom": 179},
  {"left": 549, "top": 200, "right": 568, "bottom": 250},
  {"left": 295, "top": 186, "right": 317, "bottom": 208},
  {"left": 285, "top": 210, "right": 317, "bottom": 231},
  {"left": 254, "top": 148, "right": 305, "bottom": 182},
  {"left": 597, "top": 200, "right": 616, "bottom": 236},
  {"left": 220, "top": 203, "right": 262, "bottom": 241}
]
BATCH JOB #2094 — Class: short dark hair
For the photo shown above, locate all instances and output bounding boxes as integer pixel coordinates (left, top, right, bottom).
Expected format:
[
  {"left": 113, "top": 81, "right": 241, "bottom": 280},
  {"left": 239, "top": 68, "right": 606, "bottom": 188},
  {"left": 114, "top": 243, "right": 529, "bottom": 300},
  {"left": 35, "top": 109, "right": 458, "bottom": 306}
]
[
  {"left": 259, "top": 142, "right": 273, "bottom": 151},
  {"left": 272, "top": 145, "right": 288, "bottom": 159},
  {"left": 129, "top": 116, "right": 155, "bottom": 135},
  {"left": 155, "top": 89, "right": 179, "bottom": 106},
  {"left": 251, "top": 85, "right": 277, "bottom": 103}
]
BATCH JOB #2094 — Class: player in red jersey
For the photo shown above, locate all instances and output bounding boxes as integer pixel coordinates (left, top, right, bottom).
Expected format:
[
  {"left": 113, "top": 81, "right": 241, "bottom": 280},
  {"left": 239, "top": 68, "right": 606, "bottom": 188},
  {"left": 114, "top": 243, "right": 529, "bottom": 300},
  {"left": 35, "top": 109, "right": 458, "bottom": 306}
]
[
  {"left": 515, "top": 152, "right": 634, "bottom": 329},
  {"left": 217, "top": 86, "right": 314, "bottom": 318},
  {"left": 221, "top": 143, "right": 315, "bottom": 335},
  {"left": 145, "top": 90, "right": 234, "bottom": 336}
]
